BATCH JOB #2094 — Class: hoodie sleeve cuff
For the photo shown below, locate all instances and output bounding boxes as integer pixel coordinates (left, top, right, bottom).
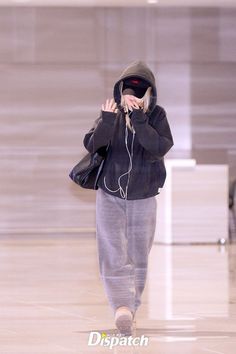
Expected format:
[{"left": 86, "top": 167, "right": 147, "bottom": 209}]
[
  {"left": 131, "top": 109, "right": 147, "bottom": 124},
  {"left": 101, "top": 110, "right": 117, "bottom": 125},
  {"left": 131, "top": 109, "right": 148, "bottom": 123}
]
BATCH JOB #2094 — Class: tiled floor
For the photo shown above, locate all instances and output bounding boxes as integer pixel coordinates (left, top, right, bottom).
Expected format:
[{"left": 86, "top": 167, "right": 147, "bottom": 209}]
[{"left": 0, "top": 235, "right": 235, "bottom": 353}]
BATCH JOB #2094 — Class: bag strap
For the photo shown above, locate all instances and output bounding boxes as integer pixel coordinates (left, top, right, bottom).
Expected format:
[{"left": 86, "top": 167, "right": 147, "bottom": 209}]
[{"left": 94, "top": 142, "right": 110, "bottom": 188}]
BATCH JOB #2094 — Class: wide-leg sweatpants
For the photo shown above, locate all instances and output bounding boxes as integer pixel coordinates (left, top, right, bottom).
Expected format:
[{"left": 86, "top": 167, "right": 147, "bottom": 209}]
[{"left": 95, "top": 188, "right": 157, "bottom": 315}]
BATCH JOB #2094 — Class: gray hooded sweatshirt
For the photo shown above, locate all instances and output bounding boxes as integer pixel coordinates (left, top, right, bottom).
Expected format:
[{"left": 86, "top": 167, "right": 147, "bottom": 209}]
[{"left": 83, "top": 61, "right": 174, "bottom": 200}]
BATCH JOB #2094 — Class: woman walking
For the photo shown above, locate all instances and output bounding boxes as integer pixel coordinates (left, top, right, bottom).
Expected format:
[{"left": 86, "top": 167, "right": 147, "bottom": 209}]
[{"left": 83, "top": 61, "right": 174, "bottom": 336}]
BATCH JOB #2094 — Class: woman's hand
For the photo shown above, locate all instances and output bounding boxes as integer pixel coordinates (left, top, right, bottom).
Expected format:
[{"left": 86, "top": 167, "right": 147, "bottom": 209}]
[
  {"left": 123, "top": 95, "right": 144, "bottom": 112},
  {"left": 102, "top": 98, "right": 118, "bottom": 113}
]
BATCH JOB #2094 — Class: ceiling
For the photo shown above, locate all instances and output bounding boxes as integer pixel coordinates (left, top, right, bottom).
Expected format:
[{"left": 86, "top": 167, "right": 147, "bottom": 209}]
[{"left": 1, "top": 0, "right": 236, "bottom": 7}]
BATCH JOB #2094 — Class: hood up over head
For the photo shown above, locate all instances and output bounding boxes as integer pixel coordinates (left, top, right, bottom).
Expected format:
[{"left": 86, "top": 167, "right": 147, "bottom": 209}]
[{"left": 113, "top": 61, "right": 157, "bottom": 114}]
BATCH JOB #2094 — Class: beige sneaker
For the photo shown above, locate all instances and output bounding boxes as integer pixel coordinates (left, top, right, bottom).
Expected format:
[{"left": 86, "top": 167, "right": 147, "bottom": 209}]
[{"left": 114, "top": 306, "right": 133, "bottom": 336}]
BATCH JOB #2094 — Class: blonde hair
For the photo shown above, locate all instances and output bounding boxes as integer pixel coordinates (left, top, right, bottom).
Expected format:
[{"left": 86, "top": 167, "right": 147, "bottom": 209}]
[{"left": 119, "top": 81, "right": 152, "bottom": 131}]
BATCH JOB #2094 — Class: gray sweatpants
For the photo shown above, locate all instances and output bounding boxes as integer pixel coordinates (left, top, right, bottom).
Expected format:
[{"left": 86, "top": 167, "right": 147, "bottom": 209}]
[{"left": 95, "top": 188, "right": 157, "bottom": 315}]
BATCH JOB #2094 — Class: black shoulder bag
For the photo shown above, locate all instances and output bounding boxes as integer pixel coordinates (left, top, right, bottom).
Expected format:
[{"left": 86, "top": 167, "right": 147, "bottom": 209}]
[{"left": 69, "top": 145, "right": 109, "bottom": 190}]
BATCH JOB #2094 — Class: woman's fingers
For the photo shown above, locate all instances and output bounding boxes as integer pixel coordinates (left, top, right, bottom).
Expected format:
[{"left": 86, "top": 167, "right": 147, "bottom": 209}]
[
  {"left": 126, "top": 100, "right": 140, "bottom": 110},
  {"left": 125, "top": 95, "right": 145, "bottom": 108},
  {"left": 102, "top": 98, "right": 117, "bottom": 112},
  {"left": 111, "top": 100, "right": 117, "bottom": 111},
  {"left": 110, "top": 98, "right": 117, "bottom": 112},
  {"left": 132, "top": 101, "right": 140, "bottom": 109},
  {"left": 109, "top": 98, "right": 117, "bottom": 111},
  {"left": 106, "top": 99, "right": 111, "bottom": 110},
  {"left": 107, "top": 99, "right": 112, "bottom": 110},
  {"left": 127, "top": 104, "right": 133, "bottom": 112},
  {"left": 102, "top": 96, "right": 143, "bottom": 113},
  {"left": 135, "top": 98, "right": 144, "bottom": 108},
  {"left": 124, "top": 95, "right": 143, "bottom": 110}
]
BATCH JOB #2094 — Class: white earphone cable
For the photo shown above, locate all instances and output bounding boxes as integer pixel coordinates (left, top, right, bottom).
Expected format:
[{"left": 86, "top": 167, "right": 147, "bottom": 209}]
[{"left": 104, "top": 122, "right": 135, "bottom": 199}]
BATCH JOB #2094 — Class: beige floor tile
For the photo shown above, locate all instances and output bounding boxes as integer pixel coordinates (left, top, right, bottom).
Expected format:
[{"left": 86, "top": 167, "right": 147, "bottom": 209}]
[{"left": 0, "top": 236, "right": 235, "bottom": 353}]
